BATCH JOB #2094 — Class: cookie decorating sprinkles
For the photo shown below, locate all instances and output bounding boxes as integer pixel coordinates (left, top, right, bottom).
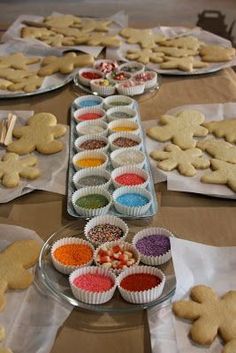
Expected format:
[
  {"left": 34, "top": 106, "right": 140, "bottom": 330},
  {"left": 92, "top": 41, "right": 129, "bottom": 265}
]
[
  {"left": 88, "top": 224, "right": 124, "bottom": 243},
  {"left": 78, "top": 112, "right": 103, "bottom": 121},
  {"left": 113, "top": 150, "right": 145, "bottom": 166},
  {"left": 53, "top": 243, "right": 93, "bottom": 266},
  {"left": 116, "top": 193, "right": 149, "bottom": 207},
  {"left": 79, "top": 99, "right": 102, "bottom": 108},
  {"left": 73, "top": 273, "right": 114, "bottom": 292},
  {"left": 113, "top": 137, "right": 139, "bottom": 148},
  {"left": 136, "top": 235, "right": 170, "bottom": 256},
  {"left": 79, "top": 139, "right": 107, "bottom": 150},
  {"left": 76, "top": 158, "right": 104, "bottom": 168},
  {"left": 76, "top": 194, "right": 108, "bottom": 209},
  {"left": 110, "top": 111, "right": 134, "bottom": 119},
  {"left": 79, "top": 125, "right": 105, "bottom": 135},
  {"left": 78, "top": 175, "right": 108, "bottom": 187},
  {"left": 109, "top": 101, "right": 130, "bottom": 107},
  {"left": 112, "top": 126, "right": 136, "bottom": 132},
  {"left": 115, "top": 173, "right": 145, "bottom": 186},
  {"left": 120, "top": 273, "right": 161, "bottom": 291}
]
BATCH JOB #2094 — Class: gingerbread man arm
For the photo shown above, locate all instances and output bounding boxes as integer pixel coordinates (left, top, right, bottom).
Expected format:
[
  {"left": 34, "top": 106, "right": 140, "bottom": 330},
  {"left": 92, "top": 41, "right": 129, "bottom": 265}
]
[
  {"left": 190, "top": 316, "right": 218, "bottom": 345},
  {"left": 51, "top": 124, "right": 67, "bottom": 138}
]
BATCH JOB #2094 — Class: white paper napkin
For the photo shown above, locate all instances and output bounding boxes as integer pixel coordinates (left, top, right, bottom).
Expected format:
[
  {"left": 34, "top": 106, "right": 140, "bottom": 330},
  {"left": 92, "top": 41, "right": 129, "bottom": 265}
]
[
  {"left": 0, "top": 110, "right": 69, "bottom": 203},
  {"left": 148, "top": 237, "right": 236, "bottom": 353},
  {"left": 143, "top": 102, "right": 236, "bottom": 198},
  {"left": 0, "top": 224, "right": 73, "bottom": 353}
]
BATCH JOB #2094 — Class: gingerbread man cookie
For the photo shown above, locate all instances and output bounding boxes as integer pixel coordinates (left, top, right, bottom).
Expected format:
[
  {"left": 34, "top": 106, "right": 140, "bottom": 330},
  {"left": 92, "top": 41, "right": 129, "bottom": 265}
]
[
  {"left": 21, "top": 26, "right": 55, "bottom": 40},
  {"left": 0, "top": 153, "right": 40, "bottom": 188},
  {"left": 147, "top": 110, "right": 208, "bottom": 149},
  {"left": 197, "top": 138, "right": 236, "bottom": 164},
  {"left": 0, "top": 79, "right": 12, "bottom": 90},
  {"left": 199, "top": 45, "right": 236, "bottom": 62},
  {"left": 7, "top": 113, "right": 67, "bottom": 155},
  {"left": 0, "top": 68, "right": 34, "bottom": 83},
  {"left": 0, "top": 239, "right": 41, "bottom": 311},
  {"left": 86, "top": 33, "right": 121, "bottom": 47},
  {"left": 150, "top": 144, "right": 209, "bottom": 176},
  {"left": 79, "top": 18, "right": 111, "bottom": 32},
  {"left": 0, "top": 53, "right": 40, "bottom": 70},
  {"left": 161, "top": 35, "right": 202, "bottom": 51},
  {"left": 126, "top": 49, "right": 164, "bottom": 64},
  {"left": 38, "top": 52, "right": 94, "bottom": 76},
  {"left": 160, "top": 56, "right": 208, "bottom": 72},
  {"left": 173, "top": 285, "right": 236, "bottom": 352},
  {"left": 120, "top": 27, "right": 165, "bottom": 48},
  {"left": 43, "top": 14, "right": 81, "bottom": 28},
  {"left": 154, "top": 46, "right": 198, "bottom": 57},
  {"left": 8, "top": 75, "right": 44, "bottom": 93},
  {"left": 201, "top": 159, "right": 236, "bottom": 192},
  {"left": 203, "top": 119, "right": 236, "bottom": 144}
]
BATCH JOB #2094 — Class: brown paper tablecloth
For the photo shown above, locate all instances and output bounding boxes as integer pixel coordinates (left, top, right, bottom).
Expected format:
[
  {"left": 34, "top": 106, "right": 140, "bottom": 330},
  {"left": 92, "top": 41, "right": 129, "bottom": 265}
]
[{"left": 0, "top": 67, "right": 236, "bottom": 353}]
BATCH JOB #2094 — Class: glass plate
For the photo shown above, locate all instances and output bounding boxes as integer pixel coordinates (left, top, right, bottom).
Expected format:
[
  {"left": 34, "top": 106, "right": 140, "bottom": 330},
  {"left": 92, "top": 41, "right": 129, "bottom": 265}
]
[{"left": 38, "top": 221, "right": 176, "bottom": 312}]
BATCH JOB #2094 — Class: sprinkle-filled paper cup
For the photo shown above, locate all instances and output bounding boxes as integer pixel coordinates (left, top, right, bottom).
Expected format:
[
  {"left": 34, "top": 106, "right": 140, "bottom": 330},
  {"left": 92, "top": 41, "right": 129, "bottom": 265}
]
[
  {"left": 90, "top": 79, "right": 116, "bottom": 96},
  {"left": 74, "top": 107, "right": 106, "bottom": 123},
  {"left": 95, "top": 59, "right": 118, "bottom": 74},
  {"left": 72, "top": 150, "right": 108, "bottom": 171},
  {"left": 113, "top": 186, "right": 152, "bottom": 216},
  {"left": 78, "top": 68, "right": 104, "bottom": 86},
  {"left": 94, "top": 240, "right": 140, "bottom": 275},
  {"left": 111, "top": 166, "right": 149, "bottom": 189},
  {"left": 84, "top": 215, "right": 129, "bottom": 246},
  {"left": 119, "top": 62, "right": 145, "bottom": 75},
  {"left": 106, "top": 106, "right": 138, "bottom": 122},
  {"left": 74, "top": 135, "right": 109, "bottom": 153},
  {"left": 109, "top": 132, "right": 142, "bottom": 151},
  {"left": 103, "top": 95, "right": 134, "bottom": 110},
  {"left": 76, "top": 120, "right": 108, "bottom": 137},
  {"left": 73, "top": 168, "right": 111, "bottom": 190},
  {"left": 106, "top": 71, "right": 132, "bottom": 85},
  {"left": 74, "top": 95, "right": 104, "bottom": 109},
  {"left": 72, "top": 186, "right": 112, "bottom": 217},
  {"left": 110, "top": 148, "right": 146, "bottom": 169},
  {"left": 69, "top": 266, "right": 117, "bottom": 304},
  {"left": 117, "top": 266, "right": 166, "bottom": 304},
  {"left": 132, "top": 227, "right": 173, "bottom": 265},
  {"left": 108, "top": 119, "right": 140, "bottom": 135},
  {"left": 51, "top": 237, "right": 94, "bottom": 275},
  {"left": 133, "top": 71, "right": 157, "bottom": 90},
  {"left": 116, "top": 80, "right": 145, "bottom": 96}
]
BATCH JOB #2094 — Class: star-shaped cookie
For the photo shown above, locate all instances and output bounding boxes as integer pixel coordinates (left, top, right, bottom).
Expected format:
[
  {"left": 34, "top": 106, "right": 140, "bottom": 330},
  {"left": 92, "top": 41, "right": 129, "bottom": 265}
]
[
  {"left": 160, "top": 56, "right": 208, "bottom": 72},
  {"left": 0, "top": 53, "right": 40, "bottom": 70},
  {"left": 120, "top": 27, "right": 165, "bottom": 48},
  {"left": 126, "top": 49, "right": 164, "bottom": 64},
  {"left": 203, "top": 119, "right": 236, "bottom": 144}
]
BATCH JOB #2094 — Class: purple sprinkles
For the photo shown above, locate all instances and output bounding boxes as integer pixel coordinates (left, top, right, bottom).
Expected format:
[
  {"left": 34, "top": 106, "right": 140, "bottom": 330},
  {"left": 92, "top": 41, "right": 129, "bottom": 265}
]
[{"left": 136, "top": 234, "right": 170, "bottom": 256}]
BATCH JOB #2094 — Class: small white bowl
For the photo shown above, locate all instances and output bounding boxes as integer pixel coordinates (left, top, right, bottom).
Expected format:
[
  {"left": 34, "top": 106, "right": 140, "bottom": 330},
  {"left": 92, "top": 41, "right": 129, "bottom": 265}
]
[
  {"left": 106, "top": 71, "right": 132, "bottom": 85},
  {"left": 118, "top": 62, "right": 145, "bottom": 75},
  {"left": 95, "top": 59, "right": 119, "bottom": 74},
  {"left": 74, "top": 95, "right": 104, "bottom": 109},
  {"left": 90, "top": 79, "right": 116, "bottom": 96},
  {"left": 78, "top": 68, "right": 104, "bottom": 86},
  {"left": 73, "top": 168, "right": 111, "bottom": 190},
  {"left": 76, "top": 120, "right": 108, "bottom": 137},
  {"left": 103, "top": 95, "right": 135, "bottom": 110},
  {"left": 72, "top": 150, "right": 108, "bottom": 171},
  {"left": 74, "top": 107, "right": 106, "bottom": 123},
  {"left": 74, "top": 135, "right": 109, "bottom": 152},
  {"left": 106, "top": 106, "right": 138, "bottom": 122}
]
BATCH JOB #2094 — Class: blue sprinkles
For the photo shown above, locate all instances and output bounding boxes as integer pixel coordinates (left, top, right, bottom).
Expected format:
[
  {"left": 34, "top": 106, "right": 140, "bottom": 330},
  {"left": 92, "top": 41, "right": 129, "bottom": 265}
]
[
  {"left": 79, "top": 99, "right": 101, "bottom": 108},
  {"left": 117, "top": 193, "right": 149, "bottom": 207}
]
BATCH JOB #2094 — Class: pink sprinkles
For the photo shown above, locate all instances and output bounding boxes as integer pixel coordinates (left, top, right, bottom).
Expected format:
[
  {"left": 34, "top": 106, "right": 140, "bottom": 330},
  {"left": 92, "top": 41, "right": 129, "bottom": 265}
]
[{"left": 73, "top": 273, "right": 114, "bottom": 292}]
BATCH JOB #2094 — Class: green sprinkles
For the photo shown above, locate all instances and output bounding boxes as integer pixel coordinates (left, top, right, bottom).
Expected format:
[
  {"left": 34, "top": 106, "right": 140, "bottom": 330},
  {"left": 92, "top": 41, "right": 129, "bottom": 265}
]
[{"left": 76, "top": 194, "right": 109, "bottom": 209}]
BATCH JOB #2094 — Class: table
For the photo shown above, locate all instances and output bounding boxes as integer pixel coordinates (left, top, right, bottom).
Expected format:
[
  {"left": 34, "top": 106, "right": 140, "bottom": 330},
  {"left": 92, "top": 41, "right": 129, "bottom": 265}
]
[{"left": 0, "top": 61, "right": 236, "bottom": 352}]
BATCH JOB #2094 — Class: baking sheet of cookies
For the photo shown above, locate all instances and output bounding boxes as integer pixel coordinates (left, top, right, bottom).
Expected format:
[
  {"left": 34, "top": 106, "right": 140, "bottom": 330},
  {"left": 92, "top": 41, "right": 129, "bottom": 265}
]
[
  {"left": 0, "top": 41, "right": 82, "bottom": 98},
  {"left": 107, "top": 26, "right": 236, "bottom": 75},
  {"left": 144, "top": 102, "right": 236, "bottom": 198},
  {"left": 2, "top": 11, "right": 128, "bottom": 56},
  {"left": 0, "top": 111, "right": 69, "bottom": 203}
]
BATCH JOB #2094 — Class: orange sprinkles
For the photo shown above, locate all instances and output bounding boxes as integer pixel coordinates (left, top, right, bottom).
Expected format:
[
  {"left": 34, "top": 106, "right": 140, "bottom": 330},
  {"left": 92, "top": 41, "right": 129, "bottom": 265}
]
[{"left": 54, "top": 244, "right": 93, "bottom": 266}]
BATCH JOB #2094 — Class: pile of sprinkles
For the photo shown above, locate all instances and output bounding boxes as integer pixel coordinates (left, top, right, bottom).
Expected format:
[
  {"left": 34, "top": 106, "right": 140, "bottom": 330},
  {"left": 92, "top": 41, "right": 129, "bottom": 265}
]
[
  {"left": 53, "top": 243, "right": 93, "bottom": 266},
  {"left": 79, "top": 139, "right": 107, "bottom": 150},
  {"left": 115, "top": 173, "right": 145, "bottom": 186},
  {"left": 76, "top": 158, "right": 104, "bottom": 168},
  {"left": 116, "top": 193, "right": 149, "bottom": 207},
  {"left": 76, "top": 194, "right": 109, "bottom": 209},
  {"left": 88, "top": 223, "right": 124, "bottom": 243},
  {"left": 120, "top": 273, "right": 161, "bottom": 291},
  {"left": 77, "top": 175, "right": 108, "bottom": 187},
  {"left": 73, "top": 273, "right": 114, "bottom": 292},
  {"left": 113, "top": 137, "right": 139, "bottom": 148},
  {"left": 136, "top": 234, "right": 170, "bottom": 256}
]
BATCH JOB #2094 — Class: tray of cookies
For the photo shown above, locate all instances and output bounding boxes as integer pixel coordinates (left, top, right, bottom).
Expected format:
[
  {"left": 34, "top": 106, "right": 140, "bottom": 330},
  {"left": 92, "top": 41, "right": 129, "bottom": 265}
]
[
  {"left": 38, "top": 221, "right": 176, "bottom": 312},
  {"left": 106, "top": 26, "right": 236, "bottom": 75},
  {"left": 73, "top": 59, "right": 161, "bottom": 97},
  {"left": 67, "top": 95, "right": 158, "bottom": 219}
]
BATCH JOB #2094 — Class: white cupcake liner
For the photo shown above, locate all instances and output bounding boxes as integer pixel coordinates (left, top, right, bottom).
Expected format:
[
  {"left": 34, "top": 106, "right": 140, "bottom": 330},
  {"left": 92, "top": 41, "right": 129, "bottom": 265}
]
[
  {"left": 111, "top": 165, "right": 149, "bottom": 189},
  {"left": 103, "top": 95, "right": 135, "bottom": 110},
  {"left": 108, "top": 132, "right": 142, "bottom": 151},
  {"left": 74, "top": 135, "right": 109, "bottom": 153},
  {"left": 133, "top": 71, "right": 157, "bottom": 90},
  {"left": 74, "top": 95, "right": 104, "bottom": 109},
  {"left": 108, "top": 119, "right": 140, "bottom": 135},
  {"left": 76, "top": 120, "right": 108, "bottom": 137},
  {"left": 119, "top": 62, "right": 145, "bottom": 75},
  {"left": 94, "top": 59, "right": 119, "bottom": 74},
  {"left": 94, "top": 240, "right": 140, "bottom": 275},
  {"left": 132, "top": 227, "right": 173, "bottom": 266},
  {"left": 72, "top": 150, "right": 108, "bottom": 171},
  {"left": 110, "top": 148, "right": 146, "bottom": 169},
  {"left": 113, "top": 186, "right": 152, "bottom": 216},
  {"left": 117, "top": 265, "right": 166, "bottom": 304},
  {"left": 84, "top": 215, "right": 129, "bottom": 246},
  {"left": 78, "top": 68, "right": 104, "bottom": 86},
  {"left": 51, "top": 237, "right": 94, "bottom": 275},
  {"left": 106, "top": 106, "right": 138, "bottom": 123},
  {"left": 116, "top": 81, "right": 145, "bottom": 96},
  {"left": 73, "top": 107, "right": 106, "bottom": 123},
  {"left": 73, "top": 168, "right": 111, "bottom": 190},
  {"left": 69, "top": 266, "right": 117, "bottom": 304},
  {"left": 106, "top": 71, "right": 132, "bottom": 85},
  {"left": 90, "top": 79, "right": 116, "bottom": 96},
  {"left": 72, "top": 186, "right": 112, "bottom": 217}
]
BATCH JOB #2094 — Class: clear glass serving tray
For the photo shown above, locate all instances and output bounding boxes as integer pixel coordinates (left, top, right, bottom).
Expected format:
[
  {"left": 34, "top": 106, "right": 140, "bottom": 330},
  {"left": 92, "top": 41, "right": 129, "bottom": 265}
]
[{"left": 38, "top": 221, "right": 176, "bottom": 313}]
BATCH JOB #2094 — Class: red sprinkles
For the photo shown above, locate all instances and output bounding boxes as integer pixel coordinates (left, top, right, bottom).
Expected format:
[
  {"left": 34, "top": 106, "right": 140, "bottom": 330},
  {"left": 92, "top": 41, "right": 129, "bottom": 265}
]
[
  {"left": 120, "top": 273, "right": 161, "bottom": 291},
  {"left": 115, "top": 173, "right": 145, "bottom": 186}
]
